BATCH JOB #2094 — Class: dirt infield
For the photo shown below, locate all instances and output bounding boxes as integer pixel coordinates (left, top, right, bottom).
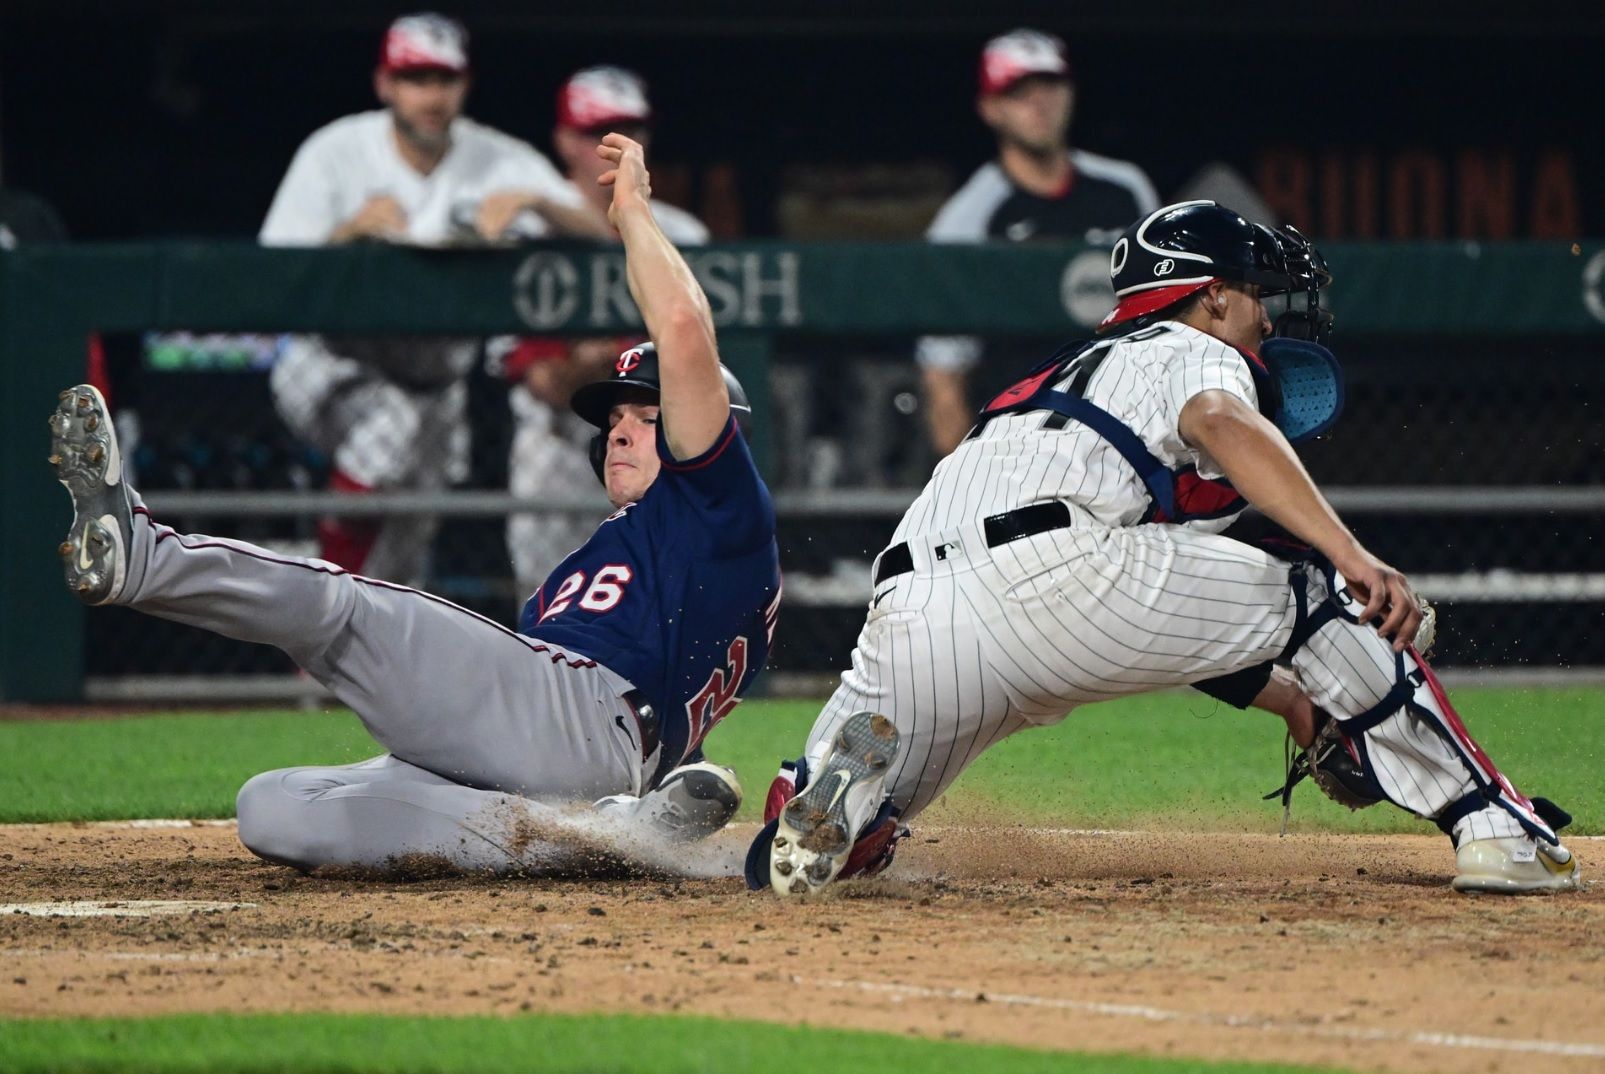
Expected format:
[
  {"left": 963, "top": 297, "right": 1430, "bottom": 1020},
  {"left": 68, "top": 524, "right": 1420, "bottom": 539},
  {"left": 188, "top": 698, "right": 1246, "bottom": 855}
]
[{"left": 2, "top": 822, "right": 1602, "bottom": 1074}]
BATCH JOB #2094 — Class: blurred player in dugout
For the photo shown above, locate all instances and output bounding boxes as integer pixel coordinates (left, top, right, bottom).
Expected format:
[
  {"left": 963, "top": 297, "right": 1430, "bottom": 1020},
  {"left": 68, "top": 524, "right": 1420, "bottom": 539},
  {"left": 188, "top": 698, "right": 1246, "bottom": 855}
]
[
  {"left": 918, "top": 28, "right": 1159, "bottom": 457},
  {"left": 499, "top": 66, "right": 710, "bottom": 598},
  {"left": 260, "top": 13, "right": 611, "bottom": 585}
]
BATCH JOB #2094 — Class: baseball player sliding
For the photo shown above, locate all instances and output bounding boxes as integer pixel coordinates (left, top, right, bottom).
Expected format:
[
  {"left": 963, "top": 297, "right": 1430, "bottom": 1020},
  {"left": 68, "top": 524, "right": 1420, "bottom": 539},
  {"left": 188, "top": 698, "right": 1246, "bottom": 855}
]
[
  {"left": 749, "top": 201, "right": 1580, "bottom": 898},
  {"left": 51, "top": 134, "right": 780, "bottom": 873}
]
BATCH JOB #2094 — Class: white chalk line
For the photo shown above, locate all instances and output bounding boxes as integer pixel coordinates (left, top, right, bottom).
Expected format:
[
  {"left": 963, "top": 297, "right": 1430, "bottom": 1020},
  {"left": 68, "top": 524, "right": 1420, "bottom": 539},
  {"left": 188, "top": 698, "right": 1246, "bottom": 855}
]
[
  {"left": 3, "top": 947, "right": 274, "bottom": 964},
  {"left": 798, "top": 976, "right": 1605, "bottom": 1059},
  {"left": 0, "top": 900, "right": 255, "bottom": 918}
]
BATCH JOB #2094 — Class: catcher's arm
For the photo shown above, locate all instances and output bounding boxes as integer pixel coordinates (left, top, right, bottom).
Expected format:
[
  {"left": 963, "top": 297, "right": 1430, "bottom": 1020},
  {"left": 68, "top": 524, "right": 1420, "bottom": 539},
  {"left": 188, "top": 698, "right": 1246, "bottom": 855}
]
[{"left": 1180, "top": 389, "right": 1422, "bottom": 651}]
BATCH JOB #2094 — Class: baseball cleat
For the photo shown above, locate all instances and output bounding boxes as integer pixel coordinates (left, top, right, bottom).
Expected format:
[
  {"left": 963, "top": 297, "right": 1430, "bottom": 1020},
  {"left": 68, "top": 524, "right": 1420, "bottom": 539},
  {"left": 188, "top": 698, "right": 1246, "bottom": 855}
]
[
  {"left": 770, "top": 710, "right": 899, "bottom": 897},
  {"left": 597, "top": 761, "right": 742, "bottom": 843},
  {"left": 51, "top": 385, "right": 133, "bottom": 606},
  {"left": 1451, "top": 836, "right": 1580, "bottom": 894}
]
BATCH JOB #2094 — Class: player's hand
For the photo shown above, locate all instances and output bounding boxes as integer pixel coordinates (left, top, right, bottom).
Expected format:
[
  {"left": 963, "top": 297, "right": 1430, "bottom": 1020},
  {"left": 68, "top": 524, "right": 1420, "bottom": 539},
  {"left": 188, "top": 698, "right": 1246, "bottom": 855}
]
[
  {"left": 337, "top": 195, "right": 407, "bottom": 242},
  {"left": 1334, "top": 549, "right": 1423, "bottom": 653},
  {"left": 595, "top": 133, "right": 652, "bottom": 227},
  {"left": 476, "top": 191, "right": 536, "bottom": 242}
]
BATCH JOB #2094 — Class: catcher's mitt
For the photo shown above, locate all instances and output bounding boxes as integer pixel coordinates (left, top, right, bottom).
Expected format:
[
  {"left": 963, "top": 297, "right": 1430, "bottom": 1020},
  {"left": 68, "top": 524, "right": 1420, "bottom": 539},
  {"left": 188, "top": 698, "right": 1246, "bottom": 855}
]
[{"left": 1264, "top": 710, "right": 1385, "bottom": 833}]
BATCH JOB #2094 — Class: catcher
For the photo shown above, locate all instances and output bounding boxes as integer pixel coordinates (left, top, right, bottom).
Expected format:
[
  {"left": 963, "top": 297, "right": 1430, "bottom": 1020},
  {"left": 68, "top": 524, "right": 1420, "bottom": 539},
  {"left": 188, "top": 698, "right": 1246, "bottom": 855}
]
[{"left": 749, "top": 200, "right": 1580, "bottom": 898}]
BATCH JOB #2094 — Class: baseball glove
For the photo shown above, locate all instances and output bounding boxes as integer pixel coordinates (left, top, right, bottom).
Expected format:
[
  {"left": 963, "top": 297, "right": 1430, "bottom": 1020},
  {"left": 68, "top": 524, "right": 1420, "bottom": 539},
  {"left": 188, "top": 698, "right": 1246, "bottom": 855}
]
[{"left": 1264, "top": 710, "right": 1386, "bottom": 833}]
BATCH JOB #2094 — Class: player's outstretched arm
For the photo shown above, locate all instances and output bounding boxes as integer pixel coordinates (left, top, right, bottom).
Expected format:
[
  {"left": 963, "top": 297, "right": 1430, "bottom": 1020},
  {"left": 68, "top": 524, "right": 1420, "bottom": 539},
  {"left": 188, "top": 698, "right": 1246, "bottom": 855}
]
[
  {"left": 1179, "top": 389, "right": 1422, "bottom": 651},
  {"left": 597, "top": 133, "right": 729, "bottom": 460}
]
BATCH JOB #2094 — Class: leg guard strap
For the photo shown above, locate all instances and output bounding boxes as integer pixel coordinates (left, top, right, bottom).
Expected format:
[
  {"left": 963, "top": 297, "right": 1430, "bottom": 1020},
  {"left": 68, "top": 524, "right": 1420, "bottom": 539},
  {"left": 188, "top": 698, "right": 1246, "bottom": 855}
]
[
  {"left": 1435, "top": 790, "right": 1493, "bottom": 845},
  {"left": 1342, "top": 650, "right": 1416, "bottom": 736},
  {"left": 1279, "top": 566, "right": 1341, "bottom": 665}
]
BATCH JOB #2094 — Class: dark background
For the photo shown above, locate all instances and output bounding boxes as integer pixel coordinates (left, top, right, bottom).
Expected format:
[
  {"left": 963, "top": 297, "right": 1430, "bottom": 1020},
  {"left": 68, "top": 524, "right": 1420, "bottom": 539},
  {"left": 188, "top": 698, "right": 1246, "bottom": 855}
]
[
  {"left": 6, "top": 3, "right": 1603, "bottom": 680},
  {"left": 4, "top": 3, "right": 1603, "bottom": 241}
]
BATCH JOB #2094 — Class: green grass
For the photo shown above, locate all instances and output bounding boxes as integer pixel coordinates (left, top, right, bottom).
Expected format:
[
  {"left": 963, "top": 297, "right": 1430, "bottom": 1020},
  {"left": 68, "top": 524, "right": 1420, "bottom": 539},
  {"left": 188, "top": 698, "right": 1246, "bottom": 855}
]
[
  {"left": 3, "top": 698, "right": 1585, "bottom": 1074},
  {"left": 1, "top": 688, "right": 1601, "bottom": 834},
  {"left": 0, "top": 1013, "right": 1362, "bottom": 1074}
]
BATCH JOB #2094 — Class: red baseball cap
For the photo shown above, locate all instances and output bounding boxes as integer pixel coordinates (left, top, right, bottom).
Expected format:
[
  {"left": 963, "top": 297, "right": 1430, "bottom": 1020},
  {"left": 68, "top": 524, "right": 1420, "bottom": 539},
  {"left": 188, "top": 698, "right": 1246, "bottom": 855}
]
[
  {"left": 557, "top": 66, "right": 652, "bottom": 131},
  {"left": 979, "top": 29, "right": 1071, "bottom": 96},
  {"left": 380, "top": 14, "right": 469, "bottom": 74}
]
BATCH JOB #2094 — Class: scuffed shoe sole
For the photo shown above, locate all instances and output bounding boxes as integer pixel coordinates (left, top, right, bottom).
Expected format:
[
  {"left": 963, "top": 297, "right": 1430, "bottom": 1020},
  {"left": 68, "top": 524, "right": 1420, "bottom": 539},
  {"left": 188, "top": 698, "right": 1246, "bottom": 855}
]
[
  {"left": 770, "top": 711, "right": 898, "bottom": 897},
  {"left": 50, "top": 385, "right": 131, "bottom": 606}
]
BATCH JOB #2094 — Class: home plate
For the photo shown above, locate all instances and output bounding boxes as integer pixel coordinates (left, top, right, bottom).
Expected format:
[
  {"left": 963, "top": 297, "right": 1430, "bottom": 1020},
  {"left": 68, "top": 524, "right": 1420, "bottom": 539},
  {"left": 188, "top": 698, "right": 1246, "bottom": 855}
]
[{"left": 0, "top": 900, "right": 256, "bottom": 918}]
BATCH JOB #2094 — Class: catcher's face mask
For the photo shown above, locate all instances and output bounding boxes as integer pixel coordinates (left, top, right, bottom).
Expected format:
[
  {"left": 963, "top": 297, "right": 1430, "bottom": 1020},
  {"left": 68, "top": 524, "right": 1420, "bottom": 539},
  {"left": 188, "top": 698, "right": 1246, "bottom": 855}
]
[{"left": 1247, "top": 224, "right": 1334, "bottom": 345}]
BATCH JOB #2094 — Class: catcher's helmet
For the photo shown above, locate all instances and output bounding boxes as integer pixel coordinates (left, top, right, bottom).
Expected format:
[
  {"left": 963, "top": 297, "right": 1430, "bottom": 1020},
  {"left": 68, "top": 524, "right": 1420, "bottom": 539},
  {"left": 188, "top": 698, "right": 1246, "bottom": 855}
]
[
  {"left": 1099, "top": 200, "right": 1332, "bottom": 343},
  {"left": 571, "top": 341, "right": 753, "bottom": 483}
]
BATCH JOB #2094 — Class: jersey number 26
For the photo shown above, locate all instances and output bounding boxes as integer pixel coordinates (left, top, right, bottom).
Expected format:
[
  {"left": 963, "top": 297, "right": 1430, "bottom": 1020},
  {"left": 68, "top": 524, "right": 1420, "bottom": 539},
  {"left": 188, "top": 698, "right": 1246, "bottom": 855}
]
[{"left": 538, "top": 565, "right": 634, "bottom": 622}]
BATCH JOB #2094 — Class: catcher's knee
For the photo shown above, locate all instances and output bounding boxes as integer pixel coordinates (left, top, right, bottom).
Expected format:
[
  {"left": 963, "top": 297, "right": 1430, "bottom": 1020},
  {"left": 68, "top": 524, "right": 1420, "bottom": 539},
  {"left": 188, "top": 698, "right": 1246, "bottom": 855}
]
[{"left": 1192, "top": 662, "right": 1273, "bottom": 710}]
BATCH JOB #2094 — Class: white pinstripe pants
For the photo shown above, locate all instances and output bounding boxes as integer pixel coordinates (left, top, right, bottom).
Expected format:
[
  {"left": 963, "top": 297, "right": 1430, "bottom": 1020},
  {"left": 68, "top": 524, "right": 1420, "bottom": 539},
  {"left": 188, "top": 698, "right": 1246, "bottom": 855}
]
[{"left": 806, "top": 518, "right": 1526, "bottom": 844}]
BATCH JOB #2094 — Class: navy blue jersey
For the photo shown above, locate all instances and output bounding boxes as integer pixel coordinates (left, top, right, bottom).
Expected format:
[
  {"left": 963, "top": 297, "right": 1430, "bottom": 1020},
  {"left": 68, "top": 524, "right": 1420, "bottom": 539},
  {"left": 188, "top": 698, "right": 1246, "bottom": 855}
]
[{"left": 518, "top": 415, "right": 781, "bottom": 775}]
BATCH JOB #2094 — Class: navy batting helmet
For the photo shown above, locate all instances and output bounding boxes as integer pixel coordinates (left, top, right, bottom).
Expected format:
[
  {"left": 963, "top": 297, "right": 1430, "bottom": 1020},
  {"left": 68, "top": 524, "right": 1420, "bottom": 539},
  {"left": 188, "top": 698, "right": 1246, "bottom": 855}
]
[
  {"left": 571, "top": 341, "right": 753, "bottom": 483},
  {"left": 1099, "top": 201, "right": 1332, "bottom": 343}
]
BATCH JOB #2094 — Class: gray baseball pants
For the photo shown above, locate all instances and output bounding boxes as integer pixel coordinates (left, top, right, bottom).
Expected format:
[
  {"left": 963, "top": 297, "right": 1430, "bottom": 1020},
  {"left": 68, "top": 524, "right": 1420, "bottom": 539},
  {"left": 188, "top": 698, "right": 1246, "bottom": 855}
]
[{"left": 114, "top": 501, "right": 652, "bottom": 871}]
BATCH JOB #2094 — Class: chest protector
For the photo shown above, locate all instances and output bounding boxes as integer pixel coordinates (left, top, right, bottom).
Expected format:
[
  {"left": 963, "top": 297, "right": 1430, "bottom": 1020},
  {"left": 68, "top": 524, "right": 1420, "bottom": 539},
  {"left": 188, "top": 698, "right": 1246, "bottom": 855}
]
[{"left": 974, "top": 332, "right": 1285, "bottom": 525}]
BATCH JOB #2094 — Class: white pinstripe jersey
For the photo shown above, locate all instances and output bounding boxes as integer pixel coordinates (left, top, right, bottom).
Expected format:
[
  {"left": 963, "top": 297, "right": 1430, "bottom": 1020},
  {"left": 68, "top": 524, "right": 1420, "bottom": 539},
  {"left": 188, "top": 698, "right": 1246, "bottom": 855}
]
[{"left": 893, "top": 320, "right": 1260, "bottom": 542}]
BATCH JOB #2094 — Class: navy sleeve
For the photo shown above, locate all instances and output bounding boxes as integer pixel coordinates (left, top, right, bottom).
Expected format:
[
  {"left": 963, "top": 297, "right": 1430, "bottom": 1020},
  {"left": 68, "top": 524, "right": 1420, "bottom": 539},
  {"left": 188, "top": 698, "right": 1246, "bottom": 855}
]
[{"left": 654, "top": 417, "right": 776, "bottom": 555}]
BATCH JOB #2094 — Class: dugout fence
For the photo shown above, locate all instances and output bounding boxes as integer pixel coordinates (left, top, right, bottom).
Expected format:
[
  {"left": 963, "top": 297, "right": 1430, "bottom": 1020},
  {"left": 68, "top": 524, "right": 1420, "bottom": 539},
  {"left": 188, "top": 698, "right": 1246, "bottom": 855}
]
[{"left": 2, "top": 241, "right": 1603, "bottom": 702}]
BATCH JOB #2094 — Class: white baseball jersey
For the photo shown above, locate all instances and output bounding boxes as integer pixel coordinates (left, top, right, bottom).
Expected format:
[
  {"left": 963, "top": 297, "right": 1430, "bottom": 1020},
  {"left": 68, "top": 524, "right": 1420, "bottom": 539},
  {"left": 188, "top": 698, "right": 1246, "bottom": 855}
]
[
  {"left": 799, "top": 322, "right": 1542, "bottom": 856},
  {"left": 897, "top": 321, "right": 1256, "bottom": 542},
  {"left": 260, "top": 111, "right": 585, "bottom": 246}
]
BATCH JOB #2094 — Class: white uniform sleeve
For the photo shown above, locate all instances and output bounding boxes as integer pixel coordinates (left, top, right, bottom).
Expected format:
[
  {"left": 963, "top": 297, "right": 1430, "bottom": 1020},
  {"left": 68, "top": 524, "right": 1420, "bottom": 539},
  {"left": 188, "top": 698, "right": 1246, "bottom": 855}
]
[
  {"left": 485, "top": 146, "right": 592, "bottom": 239},
  {"left": 915, "top": 198, "right": 981, "bottom": 374},
  {"left": 505, "top": 147, "right": 587, "bottom": 208},
  {"left": 260, "top": 137, "right": 342, "bottom": 246},
  {"left": 1129, "top": 167, "right": 1161, "bottom": 216},
  {"left": 1161, "top": 339, "right": 1259, "bottom": 478},
  {"left": 915, "top": 336, "right": 985, "bottom": 372},
  {"left": 915, "top": 166, "right": 1011, "bottom": 374},
  {"left": 652, "top": 203, "right": 710, "bottom": 246}
]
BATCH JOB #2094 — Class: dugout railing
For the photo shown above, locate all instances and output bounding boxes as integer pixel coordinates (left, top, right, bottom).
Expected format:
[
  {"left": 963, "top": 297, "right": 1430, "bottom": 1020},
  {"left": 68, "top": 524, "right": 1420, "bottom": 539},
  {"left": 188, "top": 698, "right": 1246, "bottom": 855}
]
[{"left": 3, "top": 241, "right": 1603, "bottom": 702}]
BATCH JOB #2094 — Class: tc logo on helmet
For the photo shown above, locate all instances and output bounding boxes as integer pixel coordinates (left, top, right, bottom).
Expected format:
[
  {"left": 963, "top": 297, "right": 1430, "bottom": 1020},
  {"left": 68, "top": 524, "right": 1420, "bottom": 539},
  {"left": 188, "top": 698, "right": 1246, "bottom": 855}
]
[
  {"left": 615, "top": 350, "right": 643, "bottom": 375},
  {"left": 1153, "top": 259, "right": 1176, "bottom": 277}
]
